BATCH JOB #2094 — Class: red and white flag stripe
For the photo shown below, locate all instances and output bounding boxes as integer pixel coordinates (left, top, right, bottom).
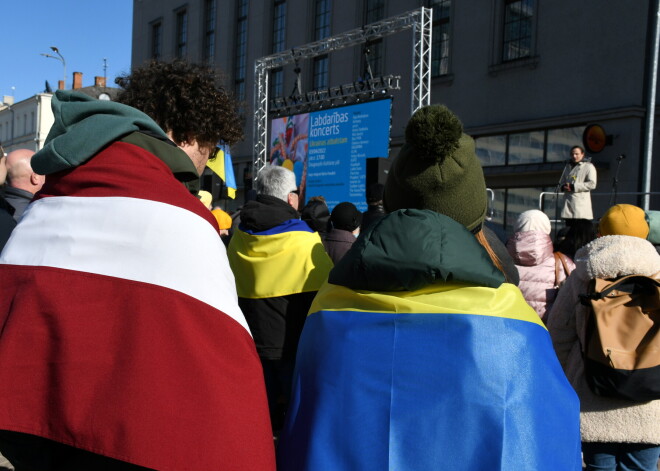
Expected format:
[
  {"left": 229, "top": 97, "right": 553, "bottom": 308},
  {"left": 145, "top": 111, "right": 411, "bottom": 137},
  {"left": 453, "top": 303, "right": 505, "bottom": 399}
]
[{"left": 1, "top": 194, "right": 250, "bottom": 333}]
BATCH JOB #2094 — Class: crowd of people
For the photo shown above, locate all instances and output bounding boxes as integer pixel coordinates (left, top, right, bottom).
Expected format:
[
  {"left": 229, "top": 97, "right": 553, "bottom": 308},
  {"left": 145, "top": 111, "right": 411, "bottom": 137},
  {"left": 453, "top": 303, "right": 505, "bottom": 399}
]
[{"left": 0, "top": 59, "right": 658, "bottom": 471}]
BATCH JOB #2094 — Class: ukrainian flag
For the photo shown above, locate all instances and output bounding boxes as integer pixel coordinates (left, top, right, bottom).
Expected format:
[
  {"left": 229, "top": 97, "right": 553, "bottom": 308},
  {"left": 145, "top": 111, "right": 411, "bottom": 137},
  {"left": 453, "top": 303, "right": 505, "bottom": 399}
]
[
  {"left": 277, "top": 281, "right": 582, "bottom": 471},
  {"left": 207, "top": 144, "right": 237, "bottom": 199}
]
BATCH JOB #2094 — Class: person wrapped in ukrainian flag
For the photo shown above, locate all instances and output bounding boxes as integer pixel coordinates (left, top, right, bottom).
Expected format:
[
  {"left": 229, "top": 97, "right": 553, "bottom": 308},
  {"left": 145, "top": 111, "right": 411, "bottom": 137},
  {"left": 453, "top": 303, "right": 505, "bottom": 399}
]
[{"left": 277, "top": 105, "right": 581, "bottom": 471}]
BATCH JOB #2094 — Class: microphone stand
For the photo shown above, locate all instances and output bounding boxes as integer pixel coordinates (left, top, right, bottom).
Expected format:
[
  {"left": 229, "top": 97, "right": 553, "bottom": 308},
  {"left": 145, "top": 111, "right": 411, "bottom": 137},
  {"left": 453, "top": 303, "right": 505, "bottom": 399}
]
[
  {"left": 554, "top": 161, "right": 570, "bottom": 244},
  {"left": 609, "top": 154, "right": 626, "bottom": 206}
]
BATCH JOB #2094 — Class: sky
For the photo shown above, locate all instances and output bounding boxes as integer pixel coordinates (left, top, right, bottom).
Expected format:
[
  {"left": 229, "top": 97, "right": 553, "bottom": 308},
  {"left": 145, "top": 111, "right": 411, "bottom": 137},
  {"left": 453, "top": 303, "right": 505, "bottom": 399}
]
[{"left": 1, "top": 0, "right": 134, "bottom": 104}]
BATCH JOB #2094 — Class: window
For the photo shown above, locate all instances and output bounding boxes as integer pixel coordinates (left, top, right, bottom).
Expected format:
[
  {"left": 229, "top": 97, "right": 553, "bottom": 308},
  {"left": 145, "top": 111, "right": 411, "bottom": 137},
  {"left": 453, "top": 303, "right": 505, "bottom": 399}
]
[
  {"left": 475, "top": 125, "right": 584, "bottom": 167},
  {"left": 502, "top": 0, "right": 534, "bottom": 62},
  {"left": 546, "top": 127, "right": 584, "bottom": 162},
  {"left": 365, "top": 0, "right": 384, "bottom": 23},
  {"left": 203, "top": 0, "right": 216, "bottom": 63},
  {"left": 31, "top": 112, "right": 35, "bottom": 133},
  {"left": 363, "top": 0, "right": 385, "bottom": 78},
  {"left": 23, "top": 114, "right": 27, "bottom": 135},
  {"left": 429, "top": 0, "right": 451, "bottom": 77},
  {"left": 315, "top": 0, "right": 331, "bottom": 40},
  {"left": 151, "top": 21, "right": 162, "bottom": 60},
  {"left": 273, "top": 0, "right": 286, "bottom": 53},
  {"left": 175, "top": 9, "right": 188, "bottom": 58},
  {"left": 312, "top": 0, "right": 331, "bottom": 91},
  {"left": 271, "top": 68, "right": 284, "bottom": 98},
  {"left": 313, "top": 56, "right": 329, "bottom": 90},
  {"left": 234, "top": 0, "right": 248, "bottom": 102}
]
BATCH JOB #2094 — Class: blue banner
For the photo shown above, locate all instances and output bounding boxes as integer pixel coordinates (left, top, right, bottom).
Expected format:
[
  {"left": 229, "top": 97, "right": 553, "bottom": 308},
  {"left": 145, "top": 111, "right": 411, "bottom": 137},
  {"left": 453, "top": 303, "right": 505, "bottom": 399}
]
[{"left": 270, "top": 99, "right": 391, "bottom": 212}]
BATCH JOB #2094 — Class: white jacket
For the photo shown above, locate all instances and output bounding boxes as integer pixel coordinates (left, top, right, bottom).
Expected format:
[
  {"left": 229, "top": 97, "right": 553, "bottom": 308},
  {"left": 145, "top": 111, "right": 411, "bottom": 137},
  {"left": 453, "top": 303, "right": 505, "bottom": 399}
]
[
  {"left": 547, "top": 235, "right": 660, "bottom": 444},
  {"left": 561, "top": 160, "right": 597, "bottom": 220}
]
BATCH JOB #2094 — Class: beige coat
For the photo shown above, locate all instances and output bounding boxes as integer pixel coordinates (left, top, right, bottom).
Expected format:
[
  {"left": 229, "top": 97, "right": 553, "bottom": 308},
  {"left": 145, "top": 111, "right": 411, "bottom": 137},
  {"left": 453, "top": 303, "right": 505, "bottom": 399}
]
[
  {"left": 561, "top": 160, "right": 597, "bottom": 220},
  {"left": 547, "top": 235, "right": 660, "bottom": 444}
]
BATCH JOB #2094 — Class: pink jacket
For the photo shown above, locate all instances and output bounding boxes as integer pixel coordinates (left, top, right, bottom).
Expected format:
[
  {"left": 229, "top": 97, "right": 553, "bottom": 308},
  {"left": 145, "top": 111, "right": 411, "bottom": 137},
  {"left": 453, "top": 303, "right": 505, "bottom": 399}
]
[{"left": 506, "top": 230, "right": 574, "bottom": 320}]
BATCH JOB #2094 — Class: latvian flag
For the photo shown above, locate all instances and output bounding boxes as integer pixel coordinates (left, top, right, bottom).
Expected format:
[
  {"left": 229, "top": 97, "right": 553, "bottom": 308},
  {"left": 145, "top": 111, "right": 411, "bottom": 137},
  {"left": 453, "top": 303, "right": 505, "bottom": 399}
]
[{"left": 0, "top": 140, "right": 275, "bottom": 470}]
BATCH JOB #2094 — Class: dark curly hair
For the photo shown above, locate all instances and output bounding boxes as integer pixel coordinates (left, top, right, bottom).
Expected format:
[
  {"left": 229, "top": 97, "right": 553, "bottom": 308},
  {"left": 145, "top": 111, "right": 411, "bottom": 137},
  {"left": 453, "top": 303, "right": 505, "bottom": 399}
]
[{"left": 115, "top": 60, "right": 244, "bottom": 149}]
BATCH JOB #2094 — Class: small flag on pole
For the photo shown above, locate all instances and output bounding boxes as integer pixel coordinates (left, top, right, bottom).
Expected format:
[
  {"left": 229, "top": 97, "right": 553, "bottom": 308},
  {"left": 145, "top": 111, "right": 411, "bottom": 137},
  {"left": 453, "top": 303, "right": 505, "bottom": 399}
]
[{"left": 207, "top": 144, "right": 237, "bottom": 199}]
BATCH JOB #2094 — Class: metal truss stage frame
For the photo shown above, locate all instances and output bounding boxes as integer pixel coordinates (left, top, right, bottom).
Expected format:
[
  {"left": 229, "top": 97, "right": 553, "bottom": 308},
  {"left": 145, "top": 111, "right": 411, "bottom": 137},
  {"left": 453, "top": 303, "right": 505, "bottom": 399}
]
[{"left": 252, "top": 6, "right": 432, "bottom": 176}]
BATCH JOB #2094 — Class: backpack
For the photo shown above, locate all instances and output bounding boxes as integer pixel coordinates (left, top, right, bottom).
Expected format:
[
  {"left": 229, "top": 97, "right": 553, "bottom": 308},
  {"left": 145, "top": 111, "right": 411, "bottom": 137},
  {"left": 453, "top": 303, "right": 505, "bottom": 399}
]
[{"left": 578, "top": 274, "right": 660, "bottom": 402}]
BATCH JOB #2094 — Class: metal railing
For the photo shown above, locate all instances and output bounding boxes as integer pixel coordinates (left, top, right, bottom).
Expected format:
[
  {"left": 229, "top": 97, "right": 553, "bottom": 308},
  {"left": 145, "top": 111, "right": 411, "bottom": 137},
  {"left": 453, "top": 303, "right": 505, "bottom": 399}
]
[{"left": 539, "top": 191, "right": 660, "bottom": 222}]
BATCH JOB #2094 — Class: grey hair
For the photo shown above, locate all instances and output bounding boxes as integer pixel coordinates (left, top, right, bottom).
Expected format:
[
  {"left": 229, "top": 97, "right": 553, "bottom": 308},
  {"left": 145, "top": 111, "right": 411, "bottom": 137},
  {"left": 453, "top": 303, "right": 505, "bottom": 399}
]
[{"left": 256, "top": 165, "right": 297, "bottom": 202}]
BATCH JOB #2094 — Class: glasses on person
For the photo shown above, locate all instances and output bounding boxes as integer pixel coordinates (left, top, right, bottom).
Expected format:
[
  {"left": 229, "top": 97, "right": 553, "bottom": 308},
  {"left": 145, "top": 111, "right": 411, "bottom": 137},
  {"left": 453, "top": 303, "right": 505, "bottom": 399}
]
[{"left": 290, "top": 189, "right": 300, "bottom": 196}]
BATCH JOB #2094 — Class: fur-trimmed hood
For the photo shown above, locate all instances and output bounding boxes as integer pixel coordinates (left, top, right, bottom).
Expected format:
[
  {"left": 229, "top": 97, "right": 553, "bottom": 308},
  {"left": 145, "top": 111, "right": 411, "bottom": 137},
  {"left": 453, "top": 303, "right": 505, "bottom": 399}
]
[{"left": 575, "top": 235, "right": 660, "bottom": 279}]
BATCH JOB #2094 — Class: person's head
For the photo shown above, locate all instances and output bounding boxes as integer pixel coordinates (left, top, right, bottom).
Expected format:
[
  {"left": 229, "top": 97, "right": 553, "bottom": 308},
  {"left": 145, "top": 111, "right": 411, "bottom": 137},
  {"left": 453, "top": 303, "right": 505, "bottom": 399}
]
[
  {"left": 301, "top": 198, "right": 331, "bottom": 233},
  {"left": 6, "top": 148, "right": 45, "bottom": 194},
  {"left": 211, "top": 208, "right": 232, "bottom": 236},
  {"left": 383, "top": 105, "right": 512, "bottom": 280},
  {"left": 383, "top": 105, "right": 487, "bottom": 232},
  {"left": 555, "top": 219, "right": 596, "bottom": 258},
  {"left": 198, "top": 190, "right": 213, "bottom": 210},
  {"left": 514, "top": 210, "right": 551, "bottom": 235},
  {"left": 331, "top": 202, "right": 362, "bottom": 235},
  {"left": 366, "top": 183, "right": 384, "bottom": 206},
  {"left": 115, "top": 60, "right": 243, "bottom": 175},
  {"left": 256, "top": 165, "right": 298, "bottom": 209},
  {"left": 570, "top": 145, "right": 585, "bottom": 163},
  {"left": 598, "top": 204, "right": 649, "bottom": 239}
]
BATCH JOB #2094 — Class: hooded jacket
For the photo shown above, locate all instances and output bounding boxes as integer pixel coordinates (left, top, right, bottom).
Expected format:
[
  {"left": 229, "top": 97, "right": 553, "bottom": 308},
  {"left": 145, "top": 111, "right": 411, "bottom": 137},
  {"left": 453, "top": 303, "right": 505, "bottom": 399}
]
[
  {"left": 547, "top": 235, "right": 660, "bottom": 444},
  {"left": 0, "top": 91, "right": 275, "bottom": 470},
  {"left": 507, "top": 230, "right": 575, "bottom": 319},
  {"left": 277, "top": 209, "right": 581, "bottom": 471},
  {"left": 227, "top": 195, "right": 333, "bottom": 360}
]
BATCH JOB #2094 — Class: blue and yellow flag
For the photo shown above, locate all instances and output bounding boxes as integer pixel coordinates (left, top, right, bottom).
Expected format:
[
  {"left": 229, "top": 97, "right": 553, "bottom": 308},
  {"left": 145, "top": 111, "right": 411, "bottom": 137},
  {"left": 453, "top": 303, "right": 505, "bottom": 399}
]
[
  {"left": 277, "top": 282, "right": 582, "bottom": 471},
  {"left": 207, "top": 144, "right": 237, "bottom": 199}
]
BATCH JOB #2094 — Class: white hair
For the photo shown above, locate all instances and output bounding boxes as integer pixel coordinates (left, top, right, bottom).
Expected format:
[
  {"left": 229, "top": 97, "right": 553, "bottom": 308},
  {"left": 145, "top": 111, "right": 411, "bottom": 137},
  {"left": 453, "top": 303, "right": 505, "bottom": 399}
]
[{"left": 256, "top": 165, "right": 297, "bottom": 202}]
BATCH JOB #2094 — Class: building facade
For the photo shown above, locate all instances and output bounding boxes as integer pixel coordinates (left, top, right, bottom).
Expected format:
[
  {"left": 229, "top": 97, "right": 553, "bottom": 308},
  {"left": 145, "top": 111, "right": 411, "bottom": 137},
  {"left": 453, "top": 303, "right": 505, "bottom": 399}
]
[
  {"left": 130, "top": 0, "right": 660, "bottom": 234},
  {"left": 0, "top": 73, "right": 119, "bottom": 155}
]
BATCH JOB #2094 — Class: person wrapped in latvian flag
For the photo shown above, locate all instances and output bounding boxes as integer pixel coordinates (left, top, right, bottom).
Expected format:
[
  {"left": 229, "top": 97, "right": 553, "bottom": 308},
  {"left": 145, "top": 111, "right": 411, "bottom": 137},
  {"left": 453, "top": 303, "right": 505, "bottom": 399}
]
[
  {"left": 0, "top": 84, "right": 275, "bottom": 469},
  {"left": 277, "top": 106, "right": 581, "bottom": 471}
]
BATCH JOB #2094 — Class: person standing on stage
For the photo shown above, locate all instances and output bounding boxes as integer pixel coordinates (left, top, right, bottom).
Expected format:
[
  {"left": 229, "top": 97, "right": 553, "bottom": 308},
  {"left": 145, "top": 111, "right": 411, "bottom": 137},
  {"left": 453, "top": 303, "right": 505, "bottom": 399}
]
[{"left": 560, "top": 145, "right": 597, "bottom": 225}]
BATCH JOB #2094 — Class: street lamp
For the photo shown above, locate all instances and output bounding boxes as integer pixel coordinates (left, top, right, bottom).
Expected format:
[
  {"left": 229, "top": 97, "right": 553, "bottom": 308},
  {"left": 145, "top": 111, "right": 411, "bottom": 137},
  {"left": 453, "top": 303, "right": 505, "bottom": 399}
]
[{"left": 40, "top": 46, "right": 66, "bottom": 89}]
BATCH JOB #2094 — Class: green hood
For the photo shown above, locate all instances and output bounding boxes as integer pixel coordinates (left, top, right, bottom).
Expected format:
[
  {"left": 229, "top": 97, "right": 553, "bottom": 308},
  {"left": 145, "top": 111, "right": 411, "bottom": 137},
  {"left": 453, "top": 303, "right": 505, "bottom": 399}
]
[
  {"left": 33, "top": 90, "right": 170, "bottom": 175},
  {"left": 329, "top": 209, "right": 504, "bottom": 291}
]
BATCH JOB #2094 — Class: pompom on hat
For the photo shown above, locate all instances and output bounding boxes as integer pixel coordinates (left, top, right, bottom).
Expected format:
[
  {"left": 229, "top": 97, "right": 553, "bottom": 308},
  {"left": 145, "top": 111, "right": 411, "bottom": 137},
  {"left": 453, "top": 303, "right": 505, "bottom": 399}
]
[
  {"left": 383, "top": 105, "right": 487, "bottom": 232},
  {"left": 598, "top": 204, "right": 649, "bottom": 239}
]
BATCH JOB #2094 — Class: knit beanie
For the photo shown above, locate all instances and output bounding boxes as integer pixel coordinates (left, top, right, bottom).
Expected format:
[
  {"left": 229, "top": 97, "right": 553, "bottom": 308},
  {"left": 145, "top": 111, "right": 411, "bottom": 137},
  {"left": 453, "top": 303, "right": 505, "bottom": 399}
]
[
  {"left": 383, "top": 105, "right": 487, "bottom": 232},
  {"left": 331, "top": 202, "right": 362, "bottom": 232},
  {"left": 599, "top": 204, "right": 649, "bottom": 239},
  {"left": 515, "top": 210, "right": 551, "bottom": 235},
  {"left": 366, "top": 183, "right": 385, "bottom": 204},
  {"left": 211, "top": 208, "right": 232, "bottom": 230},
  {"left": 198, "top": 190, "right": 213, "bottom": 209}
]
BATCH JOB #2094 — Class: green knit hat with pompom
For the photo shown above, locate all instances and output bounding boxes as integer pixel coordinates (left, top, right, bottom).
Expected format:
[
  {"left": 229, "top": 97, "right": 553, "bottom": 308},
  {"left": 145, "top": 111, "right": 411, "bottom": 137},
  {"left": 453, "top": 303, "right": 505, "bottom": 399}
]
[{"left": 383, "top": 105, "right": 487, "bottom": 232}]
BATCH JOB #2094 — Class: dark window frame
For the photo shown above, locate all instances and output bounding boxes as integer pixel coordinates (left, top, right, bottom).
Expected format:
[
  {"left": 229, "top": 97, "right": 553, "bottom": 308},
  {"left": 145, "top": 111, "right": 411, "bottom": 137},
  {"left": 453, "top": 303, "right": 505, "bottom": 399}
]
[
  {"left": 202, "top": 0, "right": 217, "bottom": 63},
  {"left": 175, "top": 7, "right": 188, "bottom": 58},
  {"left": 234, "top": 0, "right": 249, "bottom": 102},
  {"left": 150, "top": 19, "right": 163, "bottom": 60},
  {"left": 428, "top": 0, "right": 451, "bottom": 77},
  {"left": 502, "top": 0, "right": 534, "bottom": 62}
]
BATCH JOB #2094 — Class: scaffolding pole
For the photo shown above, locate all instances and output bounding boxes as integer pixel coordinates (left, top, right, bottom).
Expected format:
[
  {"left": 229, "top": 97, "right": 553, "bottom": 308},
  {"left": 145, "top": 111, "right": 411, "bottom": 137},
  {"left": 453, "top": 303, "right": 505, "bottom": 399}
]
[{"left": 253, "top": 7, "right": 432, "bottom": 179}]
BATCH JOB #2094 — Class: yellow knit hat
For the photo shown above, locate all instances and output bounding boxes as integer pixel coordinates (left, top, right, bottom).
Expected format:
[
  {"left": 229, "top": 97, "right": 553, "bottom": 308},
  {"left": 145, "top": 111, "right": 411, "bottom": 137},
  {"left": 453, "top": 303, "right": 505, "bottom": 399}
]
[
  {"left": 598, "top": 204, "right": 649, "bottom": 239},
  {"left": 211, "top": 209, "right": 233, "bottom": 230}
]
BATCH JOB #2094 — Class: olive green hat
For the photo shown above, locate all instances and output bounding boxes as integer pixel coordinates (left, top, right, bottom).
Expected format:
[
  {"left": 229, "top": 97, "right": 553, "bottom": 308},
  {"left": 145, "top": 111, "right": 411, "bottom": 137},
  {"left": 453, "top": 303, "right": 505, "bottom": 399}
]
[{"left": 383, "top": 105, "right": 487, "bottom": 232}]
